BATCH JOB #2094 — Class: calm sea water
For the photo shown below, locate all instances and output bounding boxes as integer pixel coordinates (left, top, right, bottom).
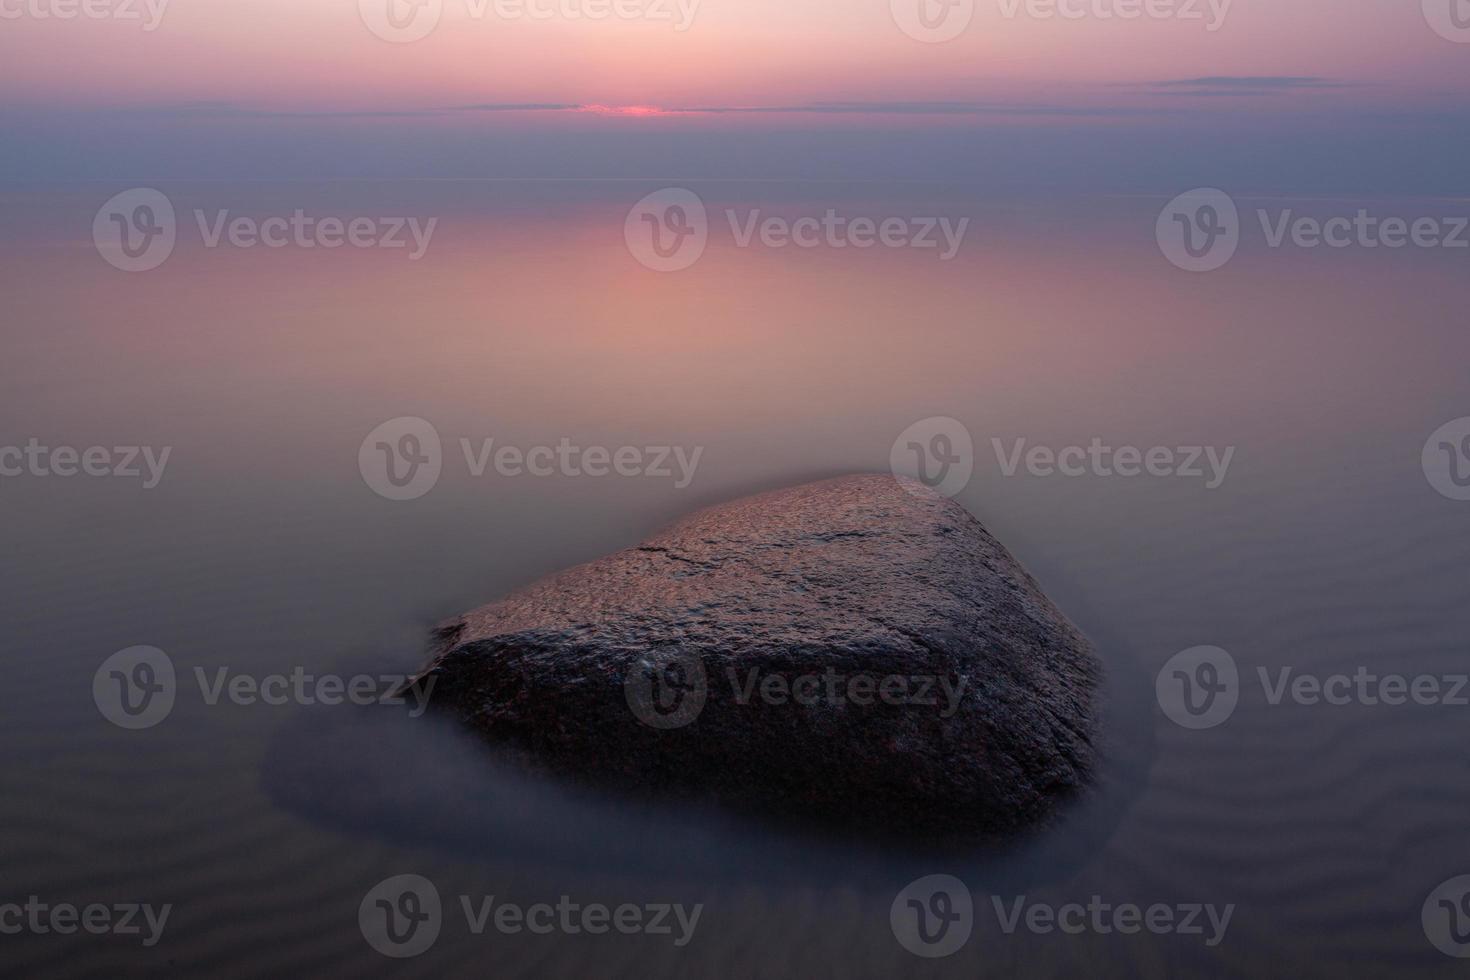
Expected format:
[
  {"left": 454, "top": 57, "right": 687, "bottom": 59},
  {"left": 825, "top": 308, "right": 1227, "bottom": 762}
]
[{"left": 2, "top": 180, "right": 1469, "bottom": 977}]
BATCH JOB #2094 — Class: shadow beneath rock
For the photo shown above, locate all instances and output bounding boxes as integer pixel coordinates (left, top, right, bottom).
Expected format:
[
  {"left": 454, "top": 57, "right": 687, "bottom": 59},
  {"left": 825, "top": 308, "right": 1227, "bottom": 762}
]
[{"left": 260, "top": 630, "right": 1152, "bottom": 897}]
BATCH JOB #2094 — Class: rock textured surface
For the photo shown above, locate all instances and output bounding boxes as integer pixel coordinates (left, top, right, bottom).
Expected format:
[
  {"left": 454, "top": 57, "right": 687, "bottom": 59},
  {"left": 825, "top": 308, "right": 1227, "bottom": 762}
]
[{"left": 409, "top": 474, "right": 1101, "bottom": 838}]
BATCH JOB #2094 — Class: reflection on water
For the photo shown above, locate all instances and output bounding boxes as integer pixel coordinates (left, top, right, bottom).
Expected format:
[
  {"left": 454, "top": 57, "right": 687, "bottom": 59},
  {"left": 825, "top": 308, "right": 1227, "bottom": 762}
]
[{"left": 1, "top": 181, "right": 1469, "bottom": 977}]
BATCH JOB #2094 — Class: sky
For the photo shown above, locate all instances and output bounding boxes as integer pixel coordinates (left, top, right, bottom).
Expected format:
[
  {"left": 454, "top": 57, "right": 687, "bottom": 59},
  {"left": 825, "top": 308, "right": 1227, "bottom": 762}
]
[{"left": 1, "top": 0, "right": 1468, "bottom": 190}]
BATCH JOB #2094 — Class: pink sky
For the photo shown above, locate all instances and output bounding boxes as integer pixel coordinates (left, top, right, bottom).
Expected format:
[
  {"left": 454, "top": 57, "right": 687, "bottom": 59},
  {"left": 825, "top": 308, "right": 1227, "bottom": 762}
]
[{"left": 2, "top": 0, "right": 1466, "bottom": 114}]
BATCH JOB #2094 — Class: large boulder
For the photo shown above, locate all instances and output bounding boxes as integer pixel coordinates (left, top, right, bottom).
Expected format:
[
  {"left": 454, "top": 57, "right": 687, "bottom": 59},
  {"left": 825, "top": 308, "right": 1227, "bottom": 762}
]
[{"left": 407, "top": 474, "right": 1101, "bottom": 838}]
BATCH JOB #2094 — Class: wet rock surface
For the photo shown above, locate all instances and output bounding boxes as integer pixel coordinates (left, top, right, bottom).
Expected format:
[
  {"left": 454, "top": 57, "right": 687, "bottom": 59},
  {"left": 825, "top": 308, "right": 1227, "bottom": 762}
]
[{"left": 408, "top": 474, "right": 1102, "bottom": 839}]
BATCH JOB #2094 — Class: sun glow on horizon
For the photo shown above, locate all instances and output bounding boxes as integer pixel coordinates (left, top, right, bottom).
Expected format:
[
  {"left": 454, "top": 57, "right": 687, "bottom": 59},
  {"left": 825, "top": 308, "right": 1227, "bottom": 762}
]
[{"left": 577, "top": 104, "right": 681, "bottom": 116}]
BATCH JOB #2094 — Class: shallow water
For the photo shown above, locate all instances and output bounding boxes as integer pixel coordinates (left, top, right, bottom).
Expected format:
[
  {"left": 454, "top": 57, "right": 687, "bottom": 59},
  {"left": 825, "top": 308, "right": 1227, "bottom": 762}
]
[{"left": 2, "top": 180, "right": 1469, "bottom": 977}]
